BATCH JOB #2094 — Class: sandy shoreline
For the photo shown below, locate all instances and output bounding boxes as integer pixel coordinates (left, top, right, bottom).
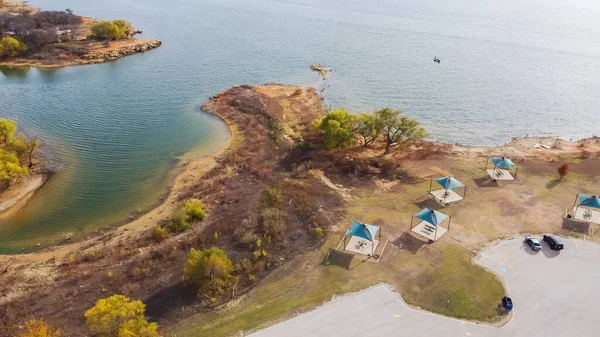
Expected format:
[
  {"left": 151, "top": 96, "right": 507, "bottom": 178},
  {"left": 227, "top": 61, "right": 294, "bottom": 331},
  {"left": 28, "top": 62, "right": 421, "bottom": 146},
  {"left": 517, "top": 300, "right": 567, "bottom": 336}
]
[
  {"left": 0, "top": 116, "right": 233, "bottom": 264},
  {"left": 0, "top": 174, "right": 47, "bottom": 220}
]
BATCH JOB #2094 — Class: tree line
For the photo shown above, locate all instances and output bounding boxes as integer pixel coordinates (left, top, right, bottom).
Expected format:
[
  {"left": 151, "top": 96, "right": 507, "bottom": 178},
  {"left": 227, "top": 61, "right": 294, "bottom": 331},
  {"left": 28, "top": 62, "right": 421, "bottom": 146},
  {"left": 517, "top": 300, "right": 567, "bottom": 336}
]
[
  {"left": 0, "top": 6, "right": 134, "bottom": 59},
  {"left": 312, "top": 107, "right": 427, "bottom": 154},
  {"left": 0, "top": 118, "right": 39, "bottom": 189},
  {"left": 0, "top": 9, "right": 82, "bottom": 57}
]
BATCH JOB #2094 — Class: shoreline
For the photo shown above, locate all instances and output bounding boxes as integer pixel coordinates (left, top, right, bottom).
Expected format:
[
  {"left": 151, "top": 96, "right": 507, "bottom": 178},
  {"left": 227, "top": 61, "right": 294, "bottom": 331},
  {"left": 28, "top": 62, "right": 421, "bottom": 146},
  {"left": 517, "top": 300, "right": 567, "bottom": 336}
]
[
  {"left": 1, "top": 86, "right": 596, "bottom": 261},
  {"left": 0, "top": 39, "right": 162, "bottom": 69},
  {"left": 0, "top": 112, "right": 233, "bottom": 264},
  {"left": 0, "top": 1, "right": 161, "bottom": 69},
  {"left": 0, "top": 174, "right": 48, "bottom": 220},
  {"left": 3, "top": 84, "right": 600, "bottom": 336}
]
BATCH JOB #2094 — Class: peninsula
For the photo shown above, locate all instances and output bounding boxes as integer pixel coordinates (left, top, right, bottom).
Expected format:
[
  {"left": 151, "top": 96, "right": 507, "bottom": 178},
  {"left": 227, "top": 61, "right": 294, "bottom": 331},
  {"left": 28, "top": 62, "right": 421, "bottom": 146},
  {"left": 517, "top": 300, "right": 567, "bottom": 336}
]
[
  {"left": 0, "top": 0, "right": 161, "bottom": 68},
  {"left": 1, "top": 84, "right": 599, "bottom": 337}
]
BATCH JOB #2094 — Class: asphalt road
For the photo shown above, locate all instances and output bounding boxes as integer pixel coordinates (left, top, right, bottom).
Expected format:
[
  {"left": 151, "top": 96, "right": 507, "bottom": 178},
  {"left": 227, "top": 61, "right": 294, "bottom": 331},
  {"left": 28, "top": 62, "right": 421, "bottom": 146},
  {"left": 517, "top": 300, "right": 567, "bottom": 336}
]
[{"left": 250, "top": 236, "right": 600, "bottom": 337}]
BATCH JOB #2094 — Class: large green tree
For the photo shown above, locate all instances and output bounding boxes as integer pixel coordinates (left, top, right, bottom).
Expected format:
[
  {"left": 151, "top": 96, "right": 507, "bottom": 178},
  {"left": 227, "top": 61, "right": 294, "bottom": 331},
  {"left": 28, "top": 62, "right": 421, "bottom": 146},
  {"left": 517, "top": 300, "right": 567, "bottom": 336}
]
[
  {"left": 355, "top": 112, "right": 383, "bottom": 147},
  {"left": 0, "top": 118, "right": 17, "bottom": 144},
  {"left": 315, "top": 109, "right": 357, "bottom": 149},
  {"left": 0, "top": 36, "right": 28, "bottom": 58},
  {"left": 375, "top": 108, "right": 427, "bottom": 154},
  {"left": 90, "top": 21, "right": 128, "bottom": 41}
]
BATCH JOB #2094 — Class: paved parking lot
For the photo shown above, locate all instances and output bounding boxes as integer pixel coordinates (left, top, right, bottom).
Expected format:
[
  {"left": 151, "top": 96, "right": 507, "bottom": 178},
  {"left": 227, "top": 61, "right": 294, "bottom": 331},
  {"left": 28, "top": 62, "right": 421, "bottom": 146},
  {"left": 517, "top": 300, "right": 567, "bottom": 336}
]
[{"left": 250, "top": 236, "right": 600, "bottom": 337}]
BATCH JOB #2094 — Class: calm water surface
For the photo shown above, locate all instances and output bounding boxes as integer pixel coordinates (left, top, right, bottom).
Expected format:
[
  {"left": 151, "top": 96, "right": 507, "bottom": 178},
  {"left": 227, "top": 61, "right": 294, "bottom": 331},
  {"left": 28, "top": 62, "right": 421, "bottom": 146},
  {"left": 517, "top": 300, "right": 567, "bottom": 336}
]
[{"left": 1, "top": 0, "right": 600, "bottom": 252}]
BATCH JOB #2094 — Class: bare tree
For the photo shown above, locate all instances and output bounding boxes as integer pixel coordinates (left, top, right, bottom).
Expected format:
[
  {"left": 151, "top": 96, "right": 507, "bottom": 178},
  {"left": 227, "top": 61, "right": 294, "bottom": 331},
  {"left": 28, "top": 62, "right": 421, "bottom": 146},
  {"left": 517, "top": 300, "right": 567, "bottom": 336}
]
[{"left": 26, "top": 136, "right": 39, "bottom": 168}]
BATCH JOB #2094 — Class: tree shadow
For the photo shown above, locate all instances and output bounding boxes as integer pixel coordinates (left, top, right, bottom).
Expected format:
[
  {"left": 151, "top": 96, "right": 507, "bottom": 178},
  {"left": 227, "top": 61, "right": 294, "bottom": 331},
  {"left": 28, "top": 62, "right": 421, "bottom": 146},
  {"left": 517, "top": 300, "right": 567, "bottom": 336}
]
[
  {"left": 144, "top": 282, "right": 198, "bottom": 320},
  {"left": 473, "top": 177, "right": 499, "bottom": 188},
  {"left": 393, "top": 232, "right": 428, "bottom": 254},
  {"left": 546, "top": 178, "right": 561, "bottom": 189}
]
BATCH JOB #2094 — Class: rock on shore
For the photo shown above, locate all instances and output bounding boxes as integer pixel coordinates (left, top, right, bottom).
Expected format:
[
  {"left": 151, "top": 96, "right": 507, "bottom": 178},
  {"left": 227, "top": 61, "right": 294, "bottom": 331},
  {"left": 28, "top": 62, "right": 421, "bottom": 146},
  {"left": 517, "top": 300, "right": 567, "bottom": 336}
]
[{"left": 80, "top": 39, "right": 162, "bottom": 64}]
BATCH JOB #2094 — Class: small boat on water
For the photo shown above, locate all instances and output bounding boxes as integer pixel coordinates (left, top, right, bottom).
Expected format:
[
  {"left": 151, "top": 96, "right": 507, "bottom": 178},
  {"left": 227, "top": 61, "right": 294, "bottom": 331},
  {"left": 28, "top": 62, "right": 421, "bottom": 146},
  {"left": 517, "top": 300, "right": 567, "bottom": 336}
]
[{"left": 433, "top": 56, "right": 441, "bottom": 64}]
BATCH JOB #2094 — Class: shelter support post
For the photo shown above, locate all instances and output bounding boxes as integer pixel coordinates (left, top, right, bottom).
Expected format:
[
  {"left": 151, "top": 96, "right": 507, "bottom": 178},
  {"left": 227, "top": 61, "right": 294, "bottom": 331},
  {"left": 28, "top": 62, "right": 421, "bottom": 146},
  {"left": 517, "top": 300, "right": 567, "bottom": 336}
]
[
  {"left": 463, "top": 187, "right": 467, "bottom": 199},
  {"left": 410, "top": 216, "right": 414, "bottom": 230},
  {"left": 448, "top": 216, "right": 452, "bottom": 231},
  {"left": 429, "top": 179, "right": 433, "bottom": 192},
  {"left": 571, "top": 194, "right": 579, "bottom": 214},
  {"left": 434, "top": 226, "right": 438, "bottom": 241}
]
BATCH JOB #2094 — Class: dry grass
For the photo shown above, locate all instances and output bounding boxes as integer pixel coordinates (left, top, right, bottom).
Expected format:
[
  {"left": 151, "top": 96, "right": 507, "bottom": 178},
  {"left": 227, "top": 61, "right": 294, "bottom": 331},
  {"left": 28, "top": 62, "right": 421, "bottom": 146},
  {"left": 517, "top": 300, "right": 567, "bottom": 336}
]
[{"left": 169, "top": 155, "right": 600, "bottom": 336}]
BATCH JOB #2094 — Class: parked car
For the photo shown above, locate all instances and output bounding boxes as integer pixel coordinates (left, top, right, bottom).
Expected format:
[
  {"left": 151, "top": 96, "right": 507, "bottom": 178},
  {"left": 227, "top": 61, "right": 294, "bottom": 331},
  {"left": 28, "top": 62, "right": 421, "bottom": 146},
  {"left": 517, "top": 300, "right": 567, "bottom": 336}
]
[
  {"left": 543, "top": 234, "right": 564, "bottom": 250},
  {"left": 502, "top": 296, "right": 513, "bottom": 311},
  {"left": 524, "top": 237, "right": 542, "bottom": 251}
]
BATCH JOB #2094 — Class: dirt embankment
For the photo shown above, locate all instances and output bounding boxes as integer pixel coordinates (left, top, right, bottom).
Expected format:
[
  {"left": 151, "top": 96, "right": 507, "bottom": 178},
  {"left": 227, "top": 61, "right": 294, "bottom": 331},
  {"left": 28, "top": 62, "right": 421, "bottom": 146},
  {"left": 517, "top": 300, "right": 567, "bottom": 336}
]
[
  {"left": 0, "top": 174, "right": 47, "bottom": 220},
  {"left": 0, "top": 84, "right": 340, "bottom": 337}
]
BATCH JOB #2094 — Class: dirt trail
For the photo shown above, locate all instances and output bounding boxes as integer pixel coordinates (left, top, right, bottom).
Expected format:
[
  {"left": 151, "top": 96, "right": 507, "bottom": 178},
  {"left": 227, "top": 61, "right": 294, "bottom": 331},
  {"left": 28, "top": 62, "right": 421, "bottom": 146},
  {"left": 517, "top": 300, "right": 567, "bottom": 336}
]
[{"left": 311, "top": 170, "right": 353, "bottom": 201}]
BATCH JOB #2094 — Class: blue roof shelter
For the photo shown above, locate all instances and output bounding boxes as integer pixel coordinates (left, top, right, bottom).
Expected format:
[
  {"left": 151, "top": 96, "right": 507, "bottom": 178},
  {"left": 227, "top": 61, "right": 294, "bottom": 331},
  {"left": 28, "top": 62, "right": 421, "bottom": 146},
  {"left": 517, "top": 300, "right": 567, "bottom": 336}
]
[
  {"left": 428, "top": 176, "right": 467, "bottom": 206},
  {"left": 410, "top": 207, "right": 452, "bottom": 241},
  {"left": 568, "top": 194, "right": 600, "bottom": 224},
  {"left": 485, "top": 157, "right": 519, "bottom": 183},
  {"left": 344, "top": 221, "right": 381, "bottom": 256}
]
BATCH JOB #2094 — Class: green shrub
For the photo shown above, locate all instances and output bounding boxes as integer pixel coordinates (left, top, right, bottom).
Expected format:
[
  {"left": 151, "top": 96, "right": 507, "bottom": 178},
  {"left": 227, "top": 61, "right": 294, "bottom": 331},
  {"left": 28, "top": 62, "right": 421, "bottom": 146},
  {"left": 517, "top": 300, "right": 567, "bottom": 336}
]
[
  {"left": 261, "top": 187, "right": 283, "bottom": 208},
  {"left": 0, "top": 36, "right": 27, "bottom": 58},
  {"left": 315, "top": 109, "right": 357, "bottom": 149},
  {"left": 248, "top": 274, "right": 256, "bottom": 282},
  {"left": 315, "top": 227, "right": 324, "bottom": 237},
  {"left": 112, "top": 19, "right": 131, "bottom": 33},
  {"left": 184, "top": 248, "right": 233, "bottom": 289},
  {"left": 262, "top": 207, "right": 287, "bottom": 235},
  {"left": 152, "top": 226, "right": 168, "bottom": 242},
  {"left": 90, "top": 20, "right": 128, "bottom": 40},
  {"left": 183, "top": 198, "right": 206, "bottom": 221},
  {"left": 84, "top": 294, "right": 158, "bottom": 337},
  {"left": 166, "top": 219, "right": 190, "bottom": 233},
  {"left": 241, "top": 258, "right": 251, "bottom": 271}
]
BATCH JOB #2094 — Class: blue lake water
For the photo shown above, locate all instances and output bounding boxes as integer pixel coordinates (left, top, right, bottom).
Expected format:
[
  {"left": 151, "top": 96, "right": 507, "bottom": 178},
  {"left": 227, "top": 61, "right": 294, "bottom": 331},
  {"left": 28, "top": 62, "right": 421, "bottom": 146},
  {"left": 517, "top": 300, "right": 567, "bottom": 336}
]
[{"left": 1, "top": 0, "right": 599, "bottom": 252}]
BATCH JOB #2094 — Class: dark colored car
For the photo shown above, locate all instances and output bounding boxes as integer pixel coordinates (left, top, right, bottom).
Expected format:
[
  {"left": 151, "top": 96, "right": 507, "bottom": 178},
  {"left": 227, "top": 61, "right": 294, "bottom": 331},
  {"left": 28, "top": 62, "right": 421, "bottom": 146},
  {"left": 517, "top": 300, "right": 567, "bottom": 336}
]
[
  {"left": 502, "top": 296, "right": 513, "bottom": 311},
  {"left": 543, "top": 234, "right": 564, "bottom": 251},
  {"left": 524, "top": 237, "right": 542, "bottom": 251}
]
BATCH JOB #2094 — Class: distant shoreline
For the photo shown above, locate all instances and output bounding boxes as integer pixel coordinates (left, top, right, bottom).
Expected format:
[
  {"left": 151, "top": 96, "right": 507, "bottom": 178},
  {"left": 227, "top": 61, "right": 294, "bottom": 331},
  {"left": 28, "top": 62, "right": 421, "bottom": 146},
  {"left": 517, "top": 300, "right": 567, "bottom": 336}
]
[
  {"left": 0, "top": 39, "right": 162, "bottom": 68},
  {"left": 0, "top": 1, "right": 161, "bottom": 68}
]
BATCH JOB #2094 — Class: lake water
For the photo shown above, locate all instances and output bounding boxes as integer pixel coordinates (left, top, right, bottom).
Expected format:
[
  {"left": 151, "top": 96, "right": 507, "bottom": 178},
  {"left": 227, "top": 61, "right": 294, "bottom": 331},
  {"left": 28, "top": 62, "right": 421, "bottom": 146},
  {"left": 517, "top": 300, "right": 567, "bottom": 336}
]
[{"left": 1, "top": 0, "right": 600, "bottom": 252}]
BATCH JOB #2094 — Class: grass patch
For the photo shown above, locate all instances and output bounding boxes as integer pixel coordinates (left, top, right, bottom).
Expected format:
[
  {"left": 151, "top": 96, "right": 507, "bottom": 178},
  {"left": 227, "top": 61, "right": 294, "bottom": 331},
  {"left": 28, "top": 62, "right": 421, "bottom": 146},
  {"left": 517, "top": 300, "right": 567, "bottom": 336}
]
[
  {"left": 169, "top": 237, "right": 504, "bottom": 336},
  {"left": 398, "top": 245, "right": 504, "bottom": 321}
]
